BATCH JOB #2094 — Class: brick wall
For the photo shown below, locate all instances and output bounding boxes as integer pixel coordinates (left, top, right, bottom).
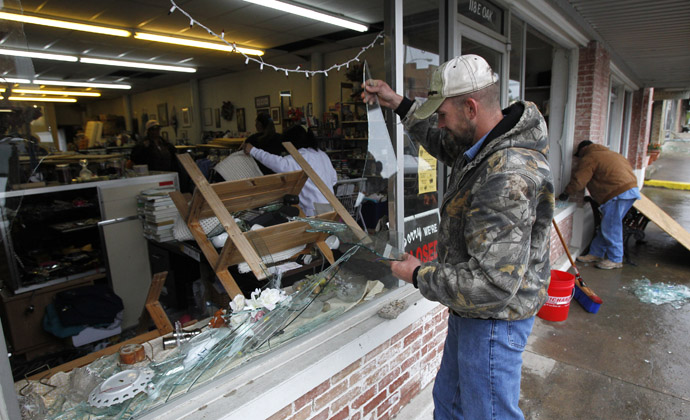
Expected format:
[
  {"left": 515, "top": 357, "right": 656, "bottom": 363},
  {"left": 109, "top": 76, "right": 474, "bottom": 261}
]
[
  {"left": 575, "top": 41, "right": 611, "bottom": 149},
  {"left": 550, "top": 215, "right": 573, "bottom": 264},
  {"left": 267, "top": 305, "right": 448, "bottom": 420}
]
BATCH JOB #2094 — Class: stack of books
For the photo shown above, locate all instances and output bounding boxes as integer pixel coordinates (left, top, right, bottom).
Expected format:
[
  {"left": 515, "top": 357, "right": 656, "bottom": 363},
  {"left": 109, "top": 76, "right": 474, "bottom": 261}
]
[{"left": 137, "top": 187, "right": 179, "bottom": 242}]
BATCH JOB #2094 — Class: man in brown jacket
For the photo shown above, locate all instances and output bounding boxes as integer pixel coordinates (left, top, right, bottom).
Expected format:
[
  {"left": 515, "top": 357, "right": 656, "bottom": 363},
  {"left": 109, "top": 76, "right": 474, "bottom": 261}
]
[{"left": 558, "top": 140, "right": 641, "bottom": 269}]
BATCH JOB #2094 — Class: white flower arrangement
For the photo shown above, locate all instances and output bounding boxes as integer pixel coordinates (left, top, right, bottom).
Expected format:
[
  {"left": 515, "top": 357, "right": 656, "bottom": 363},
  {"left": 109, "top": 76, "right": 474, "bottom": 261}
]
[{"left": 229, "top": 288, "right": 291, "bottom": 325}]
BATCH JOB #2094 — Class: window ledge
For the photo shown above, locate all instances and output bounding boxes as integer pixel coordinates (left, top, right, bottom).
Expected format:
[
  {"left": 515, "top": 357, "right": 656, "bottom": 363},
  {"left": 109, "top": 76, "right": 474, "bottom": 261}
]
[
  {"left": 140, "top": 285, "right": 440, "bottom": 420},
  {"left": 554, "top": 201, "right": 577, "bottom": 224}
]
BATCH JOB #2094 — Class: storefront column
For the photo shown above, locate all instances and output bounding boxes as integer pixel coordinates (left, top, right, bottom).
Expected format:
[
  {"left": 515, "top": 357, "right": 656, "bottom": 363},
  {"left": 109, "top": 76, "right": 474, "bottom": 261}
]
[
  {"left": 575, "top": 40, "right": 611, "bottom": 147},
  {"left": 311, "top": 53, "right": 325, "bottom": 125},
  {"left": 627, "top": 88, "right": 654, "bottom": 184}
]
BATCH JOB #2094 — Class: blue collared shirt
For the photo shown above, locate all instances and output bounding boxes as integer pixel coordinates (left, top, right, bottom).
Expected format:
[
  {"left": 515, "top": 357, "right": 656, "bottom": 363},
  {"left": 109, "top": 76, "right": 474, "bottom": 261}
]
[{"left": 463, "top": 131, "right": 490, "bottom": 162}]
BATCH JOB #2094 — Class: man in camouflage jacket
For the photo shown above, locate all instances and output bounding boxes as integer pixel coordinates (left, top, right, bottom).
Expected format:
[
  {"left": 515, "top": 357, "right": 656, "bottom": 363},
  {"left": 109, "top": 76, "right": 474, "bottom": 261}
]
[{"left": 364, "top": 55, "right": 554, "bottom": 420}]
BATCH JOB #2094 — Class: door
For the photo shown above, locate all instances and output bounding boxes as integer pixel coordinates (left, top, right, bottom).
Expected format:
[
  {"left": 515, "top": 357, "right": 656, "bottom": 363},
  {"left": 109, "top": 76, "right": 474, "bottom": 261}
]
[{"left": 457, "top": 23, "right": 509, "bottom": 106}]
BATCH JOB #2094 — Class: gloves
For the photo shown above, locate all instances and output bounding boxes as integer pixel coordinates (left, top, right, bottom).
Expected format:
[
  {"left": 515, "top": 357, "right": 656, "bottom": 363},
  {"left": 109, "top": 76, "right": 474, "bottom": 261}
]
[{"left": 558, "top": 193, "right": 569, "bottom": 201}]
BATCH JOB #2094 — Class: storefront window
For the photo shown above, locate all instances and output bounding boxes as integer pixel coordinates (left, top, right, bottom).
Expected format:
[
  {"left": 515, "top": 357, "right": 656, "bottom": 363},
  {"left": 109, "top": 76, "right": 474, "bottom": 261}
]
[
  {"left": 523, "top": 30, "right": 553, "bottom": 123},
  {"left": 402, "top": 2, "right": 441, "bottom": 260},
  {"left": 17, "top": 221, "right": 403, "bottom": 418},
  {"left": 509, "top": 18, "right": 524, "bottom": 103}
]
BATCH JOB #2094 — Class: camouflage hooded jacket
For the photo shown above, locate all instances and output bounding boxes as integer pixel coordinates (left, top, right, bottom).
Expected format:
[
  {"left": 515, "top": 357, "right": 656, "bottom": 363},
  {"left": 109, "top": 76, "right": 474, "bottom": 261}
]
[{"left": 403, "top": 101, "right": 554, "bottom": 320}]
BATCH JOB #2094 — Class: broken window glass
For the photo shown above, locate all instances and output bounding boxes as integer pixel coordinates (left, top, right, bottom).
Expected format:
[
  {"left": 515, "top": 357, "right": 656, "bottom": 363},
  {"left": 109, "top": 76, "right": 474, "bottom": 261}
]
[{"left": 20, "top": 224, "right": 404, "bottom": 418}]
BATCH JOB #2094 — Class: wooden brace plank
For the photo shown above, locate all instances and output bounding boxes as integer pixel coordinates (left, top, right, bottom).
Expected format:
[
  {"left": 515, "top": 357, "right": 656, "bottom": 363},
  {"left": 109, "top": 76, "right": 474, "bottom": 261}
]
[
  {"left": 177, "top": 153, "right": 267, "bottom": 278},
  {"left": 169, "top": 191, "right": 190, "bottom": 220},
  {"left": 145, "top": 301, "right": 174, "bottom": 335},
  {"left": 216, "top": 269, "right": 243, "bottom": 298}
]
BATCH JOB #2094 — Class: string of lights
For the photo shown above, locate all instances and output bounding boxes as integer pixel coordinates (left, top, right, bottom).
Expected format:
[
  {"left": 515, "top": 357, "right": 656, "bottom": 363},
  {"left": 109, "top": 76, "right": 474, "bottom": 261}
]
[{"left": 167, "top": 0, "right": 384, "bottom": 78}]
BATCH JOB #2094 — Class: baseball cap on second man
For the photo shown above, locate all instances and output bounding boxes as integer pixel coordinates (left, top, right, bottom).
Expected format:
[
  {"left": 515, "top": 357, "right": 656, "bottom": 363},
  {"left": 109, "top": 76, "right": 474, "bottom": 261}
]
[
  {"left": 414, "top": 54, "right": 498, "bottom": 120},
  {"left": 145, "top": 120, "right": 160, "bottom": 131}
]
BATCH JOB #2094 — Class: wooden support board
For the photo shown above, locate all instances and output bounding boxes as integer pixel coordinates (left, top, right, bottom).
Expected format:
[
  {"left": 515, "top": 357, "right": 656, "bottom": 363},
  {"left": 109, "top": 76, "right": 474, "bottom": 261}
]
[
  {"left": 176, "top": 154, "right": 269, "bottom": 286},
  {"left": 633, "top": 193, "right": 690, "bottom": 252}
]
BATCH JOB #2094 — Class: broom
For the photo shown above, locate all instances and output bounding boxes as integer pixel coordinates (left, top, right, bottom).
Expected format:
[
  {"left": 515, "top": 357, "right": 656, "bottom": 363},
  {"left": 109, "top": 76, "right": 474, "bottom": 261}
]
[{"left": 551, "top": 220, "right": 603, "bottom": 313}]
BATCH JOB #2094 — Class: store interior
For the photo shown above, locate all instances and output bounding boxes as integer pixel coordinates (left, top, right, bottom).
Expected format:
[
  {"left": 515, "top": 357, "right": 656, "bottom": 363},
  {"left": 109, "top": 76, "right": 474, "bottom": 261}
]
[{"left": 0, "top": 0, "right": 423, "bottom": 409}]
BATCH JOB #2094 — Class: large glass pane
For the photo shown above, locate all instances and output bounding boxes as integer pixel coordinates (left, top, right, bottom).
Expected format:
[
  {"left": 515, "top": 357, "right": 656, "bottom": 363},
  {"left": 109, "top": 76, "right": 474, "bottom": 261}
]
[
  {"left": 509, "top": 18, "right": 524, "bottom": 103},
  {"left": 402, "top": 1, "right": 441, "bottom": 261},
  {"left": 524, "top": 31, "right": 553, "bottom": 123},
  {"left": 460, "top": 37, "right": 502, "bottom": 79}
]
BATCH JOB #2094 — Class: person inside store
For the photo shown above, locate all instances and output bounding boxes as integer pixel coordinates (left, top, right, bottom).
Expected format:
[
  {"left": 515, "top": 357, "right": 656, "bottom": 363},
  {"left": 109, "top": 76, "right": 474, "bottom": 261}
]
[
  {"left": 131, "top": 119, "right": 190, "bottom": 192},
  {"left": 558, "top": 140, "right": 640, "bottom": 269},
  {"left": 242, "top": 125, "right": 337, "bottom": 217},
  {"left": 362, "top": 55, "right": 554, "bottom": 420},
  {"left": 244, "top": 112, "right": 285, "bottom": 174}
]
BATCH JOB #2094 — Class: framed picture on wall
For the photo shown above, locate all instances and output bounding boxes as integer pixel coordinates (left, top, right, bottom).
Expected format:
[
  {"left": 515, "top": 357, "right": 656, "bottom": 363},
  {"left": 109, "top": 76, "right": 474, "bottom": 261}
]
[
  {"left": 257, "top": 108, "right": 269, "bottom": 119},
  {"left": 203, "top": 107, "right": 213, "bottom": 126},
  {"left": 270, "top": 107, "right": 281, "bottom": 125},
  {"left": 255, "top": 95, "right": 270, "bottom": 108},
  {"left": 157, "top": 103, "right": 168, "bottom": 126},
  {"left": 236, "top": 108, "right": 246, "bottom": 132},
  {"left": 215, "top": 108, "right": 221, "bottom": 128},
  {"left": 307, "top": 102, "right": 313, "bottom": 117},
  {"left": 182, "top": 107, "right": 191, "bottom": 127}
]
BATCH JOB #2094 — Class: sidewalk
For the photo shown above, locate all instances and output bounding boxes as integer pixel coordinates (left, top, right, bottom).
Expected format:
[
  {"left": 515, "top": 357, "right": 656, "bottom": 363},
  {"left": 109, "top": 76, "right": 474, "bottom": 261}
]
[{"left": 395, "top": 146, "right": 690, "bottom": 419}]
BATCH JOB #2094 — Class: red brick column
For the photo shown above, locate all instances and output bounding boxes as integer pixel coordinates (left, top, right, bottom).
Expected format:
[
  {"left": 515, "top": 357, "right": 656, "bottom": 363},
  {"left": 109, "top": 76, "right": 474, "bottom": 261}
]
[
  {"left": 575, "top": 41, "right": 611, "bottom": 150},
  {"left": 627, "top": 88, "right": 654, "bottom": 169}
]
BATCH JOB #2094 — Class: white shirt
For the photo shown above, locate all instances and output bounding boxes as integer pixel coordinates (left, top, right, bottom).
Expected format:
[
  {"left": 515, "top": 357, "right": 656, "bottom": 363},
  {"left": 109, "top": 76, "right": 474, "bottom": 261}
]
[{"left": 250, "top": 147, "right": 338, "bottom": 216}]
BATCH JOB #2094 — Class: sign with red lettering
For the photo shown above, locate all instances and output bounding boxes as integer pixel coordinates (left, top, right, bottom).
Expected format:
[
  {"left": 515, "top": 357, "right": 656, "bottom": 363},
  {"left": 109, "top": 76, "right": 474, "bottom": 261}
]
[{"left": 403, "top": 209, "right": 440, "bottom": 263}]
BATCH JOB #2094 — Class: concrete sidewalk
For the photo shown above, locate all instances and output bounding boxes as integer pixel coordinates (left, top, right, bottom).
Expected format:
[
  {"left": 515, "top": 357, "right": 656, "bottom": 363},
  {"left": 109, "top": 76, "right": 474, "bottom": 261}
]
[{"left": 394, "top": 145, "right": 690, "bottom": 419}]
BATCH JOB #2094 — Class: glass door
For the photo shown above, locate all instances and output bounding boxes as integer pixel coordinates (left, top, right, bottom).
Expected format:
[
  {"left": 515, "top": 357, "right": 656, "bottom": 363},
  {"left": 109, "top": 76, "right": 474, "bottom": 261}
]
[{"left": 457, "top": 23, "right": 509, "bottom": 106}]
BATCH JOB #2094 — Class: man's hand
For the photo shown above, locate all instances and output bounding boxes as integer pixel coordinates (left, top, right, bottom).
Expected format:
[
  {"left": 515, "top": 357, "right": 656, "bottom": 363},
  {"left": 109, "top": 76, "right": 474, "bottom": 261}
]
[
  {"left": 361, "top": 79, "right": 404, "bottom": 110},
  {"left": 390, "top": 253, "right": 421, "bottom": 284},
  {"left": 558, "top": 192, "right": 569, "bottom": 201},
  {"left": 242, "top": 142, "right": 254, "bottom": 155}
]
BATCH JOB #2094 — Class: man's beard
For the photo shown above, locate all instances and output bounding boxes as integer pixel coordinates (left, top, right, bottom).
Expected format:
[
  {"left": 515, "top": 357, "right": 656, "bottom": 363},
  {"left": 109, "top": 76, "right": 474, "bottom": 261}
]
[{"left": 450, "top": 124, "right": 476, "bottom": 148}]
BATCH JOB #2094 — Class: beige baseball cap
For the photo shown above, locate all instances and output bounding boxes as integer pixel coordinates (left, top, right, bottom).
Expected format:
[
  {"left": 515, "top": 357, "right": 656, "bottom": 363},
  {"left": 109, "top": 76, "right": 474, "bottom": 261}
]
[{"left": 414, "top": 54, "right": 498, "bottom": 120}]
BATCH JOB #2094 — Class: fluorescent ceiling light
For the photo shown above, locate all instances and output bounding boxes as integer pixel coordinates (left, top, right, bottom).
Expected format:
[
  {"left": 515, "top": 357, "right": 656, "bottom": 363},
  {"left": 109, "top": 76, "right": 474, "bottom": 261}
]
[
  {"left": 1, "top": 78, "right": 31, "bottom": 84},
  {"left": 33, "top": 80, "right": 131, "bottom": 89},
  {"left": 9, "top": 96, "right": 77, "bottom": 103},
  {"left": 1, "top": 88, "right": 101, "bottom": 97},
  {"left": 0, "top": 48, "right": 78, "bottom": 62},
  {"left": 243, "top": 0, "right": 368, "bottom": 32},
  {"left": 0, "top": 11, "right": 131, "bottom": 37},
  {"left": 134, "top": 33, "right": 264, "bottom": 56},
  {"left": 80, "top": 57, "right": 196, "bottom": 73}
]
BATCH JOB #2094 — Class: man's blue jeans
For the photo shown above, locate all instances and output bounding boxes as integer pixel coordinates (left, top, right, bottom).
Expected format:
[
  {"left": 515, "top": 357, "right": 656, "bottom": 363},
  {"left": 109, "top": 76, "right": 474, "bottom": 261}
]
[
  {"left": 432, "top": 313, "right": 534, "bottom": 420},
  {"left": 589, "top": 197, "right": 637, "bottom": 263}
]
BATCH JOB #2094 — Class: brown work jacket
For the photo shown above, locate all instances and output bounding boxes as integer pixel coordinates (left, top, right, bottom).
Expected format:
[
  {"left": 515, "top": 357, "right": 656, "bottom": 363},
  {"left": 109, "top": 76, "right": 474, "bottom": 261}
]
[{"left": 564, "top": 143, "right": 638, "bottom": 204}]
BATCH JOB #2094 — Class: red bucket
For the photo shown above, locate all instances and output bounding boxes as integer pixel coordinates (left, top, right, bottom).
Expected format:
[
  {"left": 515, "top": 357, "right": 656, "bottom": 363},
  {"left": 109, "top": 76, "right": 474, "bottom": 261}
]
[{"left": 537, "top": 270, "right": 575, "bottom": 322}]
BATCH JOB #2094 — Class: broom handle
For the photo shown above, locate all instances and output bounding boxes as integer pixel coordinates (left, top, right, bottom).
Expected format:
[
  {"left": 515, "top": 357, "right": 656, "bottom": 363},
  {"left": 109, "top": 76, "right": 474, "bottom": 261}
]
[
  {"left": 551, "top": 220, "right": 580, "bottom": 278},
  {"left": 551, "top": 219, "right": 600, "bottom": 300}
]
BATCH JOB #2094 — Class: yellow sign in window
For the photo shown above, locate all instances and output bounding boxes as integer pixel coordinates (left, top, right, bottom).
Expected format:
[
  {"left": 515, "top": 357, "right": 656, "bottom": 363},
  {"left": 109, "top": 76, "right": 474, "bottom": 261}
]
[{"left": 418, "top": 146, "right": 437, "bottom": 194}]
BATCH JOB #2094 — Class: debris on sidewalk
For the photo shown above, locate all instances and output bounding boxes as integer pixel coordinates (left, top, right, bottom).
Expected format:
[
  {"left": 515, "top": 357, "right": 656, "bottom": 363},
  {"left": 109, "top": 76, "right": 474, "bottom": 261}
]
[{"left": 623, "top": 277, "right": 690, "bottom": 309}]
